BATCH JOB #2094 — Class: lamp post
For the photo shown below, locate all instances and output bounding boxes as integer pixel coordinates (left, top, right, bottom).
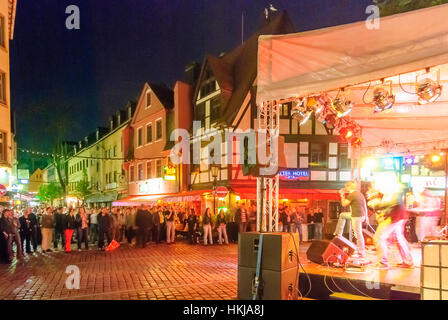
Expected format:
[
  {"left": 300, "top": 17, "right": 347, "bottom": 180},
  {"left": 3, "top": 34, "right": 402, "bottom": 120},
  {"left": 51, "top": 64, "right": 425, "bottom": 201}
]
[{"left": 211, "top": 164, "right": 220, "bottom": 216}]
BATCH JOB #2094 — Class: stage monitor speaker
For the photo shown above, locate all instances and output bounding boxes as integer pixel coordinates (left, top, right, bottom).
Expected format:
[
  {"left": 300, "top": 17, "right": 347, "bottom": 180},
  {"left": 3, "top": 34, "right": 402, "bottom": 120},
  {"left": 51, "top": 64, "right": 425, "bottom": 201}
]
[
  {"left": 331, "top": 236, "right": 357, "bottom": 255},
  {"left": 237, "top": 266, "right": 298, "bottom": 300},
  {"left": 306, "top": 240, "right": 348, "bottom": 265},
  {"left": 238, "top": 232, "right": 300, "bottom": 272}
]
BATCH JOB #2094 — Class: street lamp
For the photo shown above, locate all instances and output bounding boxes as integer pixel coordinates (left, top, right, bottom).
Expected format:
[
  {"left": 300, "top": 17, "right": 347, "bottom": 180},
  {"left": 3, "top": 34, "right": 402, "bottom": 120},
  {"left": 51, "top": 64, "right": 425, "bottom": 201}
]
[{"left": 211, "top": 164, "right": 220, "bottom": 216}]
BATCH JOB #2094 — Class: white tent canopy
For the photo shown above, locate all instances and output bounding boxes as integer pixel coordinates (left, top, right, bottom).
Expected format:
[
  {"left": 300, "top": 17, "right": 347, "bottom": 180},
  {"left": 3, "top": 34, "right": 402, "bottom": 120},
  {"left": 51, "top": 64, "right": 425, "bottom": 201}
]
[{"left": 257, "top": 4, "right": 448, "bottom": 155}]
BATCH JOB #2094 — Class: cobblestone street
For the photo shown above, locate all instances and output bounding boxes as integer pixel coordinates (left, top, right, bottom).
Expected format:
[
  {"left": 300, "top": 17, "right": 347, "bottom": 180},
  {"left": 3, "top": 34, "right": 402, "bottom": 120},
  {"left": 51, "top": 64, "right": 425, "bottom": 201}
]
[{"left": 0, "top": 242, "right": 238, "bottom": 300}]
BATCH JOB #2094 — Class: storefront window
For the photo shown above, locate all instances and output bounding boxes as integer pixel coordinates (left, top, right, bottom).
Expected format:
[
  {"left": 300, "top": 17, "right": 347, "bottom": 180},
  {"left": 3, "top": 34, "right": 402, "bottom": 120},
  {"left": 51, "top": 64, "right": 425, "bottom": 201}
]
[{"left": 138, "top": 163, "right": 143, "bottom": 181}]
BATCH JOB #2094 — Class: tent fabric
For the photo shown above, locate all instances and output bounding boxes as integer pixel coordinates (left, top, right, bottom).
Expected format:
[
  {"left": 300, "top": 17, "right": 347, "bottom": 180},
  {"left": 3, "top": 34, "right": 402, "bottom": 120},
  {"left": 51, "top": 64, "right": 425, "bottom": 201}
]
[{"left": 256, "top": 4, "right": 448, "bottom": 155}]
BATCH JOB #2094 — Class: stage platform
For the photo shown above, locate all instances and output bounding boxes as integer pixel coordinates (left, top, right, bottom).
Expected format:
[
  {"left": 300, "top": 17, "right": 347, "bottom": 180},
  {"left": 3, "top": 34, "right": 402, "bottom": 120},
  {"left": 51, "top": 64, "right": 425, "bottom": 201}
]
[{"left": 297, "top": 242, "right": 421, "bottom": 300}]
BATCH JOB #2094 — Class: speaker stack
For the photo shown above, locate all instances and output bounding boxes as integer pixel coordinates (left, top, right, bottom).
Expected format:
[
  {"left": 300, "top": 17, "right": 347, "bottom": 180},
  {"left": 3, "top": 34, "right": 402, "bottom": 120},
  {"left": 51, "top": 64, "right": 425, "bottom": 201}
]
[
  {"left": 306, "top": 236, "right": 357, "bottom": 265},
  {"left": 237, "top": 232, "right": 300, "bottom": 300}
]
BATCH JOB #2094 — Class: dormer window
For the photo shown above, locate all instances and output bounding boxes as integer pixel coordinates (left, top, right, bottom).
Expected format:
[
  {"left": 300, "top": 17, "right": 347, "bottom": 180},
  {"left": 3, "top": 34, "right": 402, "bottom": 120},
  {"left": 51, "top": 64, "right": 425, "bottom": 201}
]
[
  {"left": 110, "top": 120, "right": 114, "bottom": 130},
  {"left": 146, "top": 90, "right": 151, "bottom": 108}
]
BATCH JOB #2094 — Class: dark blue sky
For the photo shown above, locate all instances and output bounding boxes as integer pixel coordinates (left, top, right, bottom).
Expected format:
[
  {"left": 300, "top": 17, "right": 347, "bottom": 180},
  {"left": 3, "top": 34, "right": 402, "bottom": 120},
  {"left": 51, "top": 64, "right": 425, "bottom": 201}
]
[{"left": 11, "top": 0, "right": 373, "bottom": 152}]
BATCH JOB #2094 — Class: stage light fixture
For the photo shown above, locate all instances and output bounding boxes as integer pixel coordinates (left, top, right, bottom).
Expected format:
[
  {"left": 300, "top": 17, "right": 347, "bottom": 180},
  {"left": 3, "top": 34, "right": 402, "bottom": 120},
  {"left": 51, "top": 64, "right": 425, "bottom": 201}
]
[
  {"left": 416, "top": 78, "right": 442, "bottom": 105},
  {"left": 291, "top": 99, "right": 312, "bottom": 125},
  {"left": 431, "top": 154, "right": 441, "bottom": 163},
  {"left": 373, "top": 87, "right": 395, "bottom": 112},
  {"left": 331, "top": 97, "right": 353, "bottom": 118}
]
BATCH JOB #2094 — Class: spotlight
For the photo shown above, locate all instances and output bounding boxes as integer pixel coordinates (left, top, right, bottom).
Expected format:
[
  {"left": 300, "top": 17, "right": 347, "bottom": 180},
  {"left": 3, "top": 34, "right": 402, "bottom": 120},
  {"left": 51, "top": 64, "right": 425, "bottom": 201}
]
[
  {"left": 431, "top": 154, "right": 441, "bottom": 163},
  {"left": 416, "top": 78, "right": 442, "bottom": 105},
  {"left": 331, "top": 97, "right": 353, "bottom": 118},
  {"left": 373, "top": 87, "right": 395, "bottom": 112},
  {"left": 323, "top": 114, "right": 337, "bottom": 131},
  {"left": 404, "top": 156, "right": 415, "bottom": 165},
  {"left": 291, "top": 100, "right": 312, "bottom": 125}
]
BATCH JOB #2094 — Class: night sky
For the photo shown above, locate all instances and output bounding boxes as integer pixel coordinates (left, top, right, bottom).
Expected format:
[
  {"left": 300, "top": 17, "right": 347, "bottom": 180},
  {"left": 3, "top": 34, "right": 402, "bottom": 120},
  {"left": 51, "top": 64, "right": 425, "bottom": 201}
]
[{"left": 11, "top": 0, "right": 373, "bottom": 155}]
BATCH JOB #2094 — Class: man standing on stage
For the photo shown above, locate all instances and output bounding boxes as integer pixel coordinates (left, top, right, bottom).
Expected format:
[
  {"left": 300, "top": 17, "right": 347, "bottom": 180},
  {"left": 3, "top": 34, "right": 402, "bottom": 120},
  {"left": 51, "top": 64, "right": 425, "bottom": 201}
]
[{"left": 334, "top": 180, "right": 367, "bottom": 257}]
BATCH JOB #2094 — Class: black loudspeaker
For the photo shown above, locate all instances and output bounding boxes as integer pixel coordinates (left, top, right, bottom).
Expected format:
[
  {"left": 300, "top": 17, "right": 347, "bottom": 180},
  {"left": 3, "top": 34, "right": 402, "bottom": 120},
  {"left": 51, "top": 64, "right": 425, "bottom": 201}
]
[
  {"left": 331, "top": 236, "right": 357, "bottom": 255},
  {"left": 238, "top": 232, "right": 300, "bottom": 271},
  {"left": 306, "top": 240, "right": 348, "bottom": 265},
  {"left": 237, "top": 232, "right": 299, "bottom": 300}
]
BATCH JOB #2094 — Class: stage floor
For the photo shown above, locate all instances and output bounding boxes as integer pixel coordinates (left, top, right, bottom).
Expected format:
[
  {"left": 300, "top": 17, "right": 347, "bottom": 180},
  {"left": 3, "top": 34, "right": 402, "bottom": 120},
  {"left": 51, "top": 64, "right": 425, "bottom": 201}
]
[{"left": 298, "top": 242, "right": 421, "bottom": 297}]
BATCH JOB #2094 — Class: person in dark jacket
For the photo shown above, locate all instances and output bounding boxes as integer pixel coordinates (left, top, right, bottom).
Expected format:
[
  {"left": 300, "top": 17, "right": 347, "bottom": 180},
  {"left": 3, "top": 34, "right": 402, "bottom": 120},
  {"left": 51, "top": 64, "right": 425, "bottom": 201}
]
[
  {"left": 186, "top": 208, "right": 198, "bottom": 244},
  {"left": 135, "top": 205, "right": 149, "bottom": 248},
  {"left": 28, "top": 209, "right": 39, "bottom": 252},
  {"left": 98, "top": 207, "right": 112, "bottom": 250},
  {"left": 145, "top": 207, "right": 154, "bottom": 244},
  {"left": 53, "top": 207, "right": 65, "bottom": 250},
  {"left": 1, "top": 209, "right": 14, "bottom": 262},
  {"left": 153, "top": 207, "right": 162, "bottom": 244},
  {"left": 75, "top": 207, "right": 89, "bottom": 251},
  {"left": 19, "top": 209, "right": 34, "bottom": 254},
  {"left": 64, "top": 209, "right": 76, "bottom": 253}
]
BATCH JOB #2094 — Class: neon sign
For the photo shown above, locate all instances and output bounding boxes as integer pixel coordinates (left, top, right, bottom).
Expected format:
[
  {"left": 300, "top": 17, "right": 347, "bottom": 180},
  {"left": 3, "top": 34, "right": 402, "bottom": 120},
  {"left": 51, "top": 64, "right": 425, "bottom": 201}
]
[
  {"left": 163, "top": 166, "right": 176, "bottom": 181},
  {"left": 279, "top": 170, "right": 310, "bottom": 180}
]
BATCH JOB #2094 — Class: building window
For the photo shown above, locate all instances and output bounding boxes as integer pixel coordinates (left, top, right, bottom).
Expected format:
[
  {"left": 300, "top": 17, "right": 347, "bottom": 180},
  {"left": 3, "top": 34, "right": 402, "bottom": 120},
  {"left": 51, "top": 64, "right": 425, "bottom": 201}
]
[
  {"left": 138, "top": 163, "right": 143, "bottom": 181},
  {"left": 309, "top": 142, "right": 328, "bottom": 169},
  {"left": 199, "top": 69, "right": 216, "bottom": 98},
  {"left": 137, "top": 127, "right": 143, "bottom": 147},
  {"left": 280, "top": 103, "right": 291, "bottom": 118},
  {"left": 339, "top": 144, "right": 351, "bottom": 170},
  {"left": 146, "top": 91, "right": 151, "bottom": 108},
  {"left": 0, "top": 16, "right": 5, "bottom": 48},
  {"left": 113, "top": 146, "right": 117, "bottom": 157},
  {"left": 114, "top": 171, "right": 117, "bottom": 183},
  {"left": 146, "top": 123, "right": 152, "bottom": 143},
  {"left": 129, "top": 166, "right": 135, "bottom": 182},
  {"left": 0, "top": 131, "right": 6, "bottom": 162},
  {"left": 146, "top": 161, "right": 152, "bottom": 179},
  {"left": 156, "top": 119, "right": 162, "bottom": 140},
  {"left": 210, "top": 96, "right": 220, "bottom": 122},
  {"left": 195, "top": 102, "right": 206, "bottom": 127},
  {"left": 156, "top": 159, "right": 163, "bottom": 178}
]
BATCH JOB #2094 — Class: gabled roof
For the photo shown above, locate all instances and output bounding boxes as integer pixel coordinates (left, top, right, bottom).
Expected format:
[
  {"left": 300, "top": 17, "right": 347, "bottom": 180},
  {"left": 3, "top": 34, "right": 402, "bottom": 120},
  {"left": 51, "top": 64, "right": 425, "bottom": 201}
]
[
  {"left": 193, "top": 11, "right": 295, "bottom": 125},
  {"left": 148, "top": 82, "right": 174, "bottom": 109},
  {"left": 8, "top": 0, "right": 17, "bottom": 40}
]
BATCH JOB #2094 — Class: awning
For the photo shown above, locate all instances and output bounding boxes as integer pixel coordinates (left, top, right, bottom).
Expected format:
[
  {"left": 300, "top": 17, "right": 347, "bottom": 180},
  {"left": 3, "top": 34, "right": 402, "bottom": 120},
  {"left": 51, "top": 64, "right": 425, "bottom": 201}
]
[
  {"left": 163, "top": 190, "right": 209, "bottom": 203},
  {"left": 112, "top": 194, "right": 167, "bottom": 206},
  {"left": 257, "top": 4, "right": 448, "bottom": 155},
  {"left": 232, "top": 187, "right": 340, "bottom": 200},
  {"left": 86, "top": 191, "right": 118, "bottom": 204}
]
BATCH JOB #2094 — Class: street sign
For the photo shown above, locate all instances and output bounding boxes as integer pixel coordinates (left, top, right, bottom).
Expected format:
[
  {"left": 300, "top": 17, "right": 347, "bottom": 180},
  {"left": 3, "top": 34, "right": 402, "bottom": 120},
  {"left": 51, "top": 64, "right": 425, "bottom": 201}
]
[
  {"left": 215, "top": 186, "right": 228, "bottom": 198},
  {"left": 0, "top": 184, "right": 6, "bottom": 196}
]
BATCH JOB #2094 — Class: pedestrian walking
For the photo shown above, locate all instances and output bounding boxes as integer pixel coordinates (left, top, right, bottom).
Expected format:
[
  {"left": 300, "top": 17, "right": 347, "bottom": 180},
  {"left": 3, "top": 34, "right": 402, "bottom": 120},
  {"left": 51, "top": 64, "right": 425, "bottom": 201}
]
[
  {"left": 53, "top": 207, "right": 66, "bottom": 250},
  {"left": 98, "top": 207, "right": 112, "bottom": 250},
  {"left": 186, "top": 208, "right": 198, "bottom": 244},
  {"left": 165, "top": 206, "right": 176, "bottom": 244},
  {"left": 64, "top": 209, "right": 76, "bottom": 253}
]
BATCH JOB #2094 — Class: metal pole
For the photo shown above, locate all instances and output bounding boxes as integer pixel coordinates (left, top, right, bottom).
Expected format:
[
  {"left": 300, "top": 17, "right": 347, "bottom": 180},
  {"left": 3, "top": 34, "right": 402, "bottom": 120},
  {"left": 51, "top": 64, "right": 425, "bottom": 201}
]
[{"left": 444, "top": 149, "right": 448, "bottom": 226}]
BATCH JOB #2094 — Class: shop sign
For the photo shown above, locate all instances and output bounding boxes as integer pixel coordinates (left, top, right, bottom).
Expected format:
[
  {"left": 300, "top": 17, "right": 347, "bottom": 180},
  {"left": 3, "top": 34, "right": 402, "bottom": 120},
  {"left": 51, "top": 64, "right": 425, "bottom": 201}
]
[
  {"left": 215, "top": 186, "right": 228, "bottom": 198},
  {"left": 279, "top": 170, "right": 310, "bottom": 181},
  {"left": 163, "top": 166, "right": 176, "bottom": 181},
  {"left": 410, "top": 176, "right": 446, "bottom": 190}
]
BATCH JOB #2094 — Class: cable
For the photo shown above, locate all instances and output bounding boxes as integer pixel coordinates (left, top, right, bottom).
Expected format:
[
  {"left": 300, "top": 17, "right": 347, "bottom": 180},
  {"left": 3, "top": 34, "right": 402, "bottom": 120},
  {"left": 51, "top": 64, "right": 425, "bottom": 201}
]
[
  {"left": 289, "top": 232, "right": 312, "bottom": 299},
  {"left": 398, "top": 73, "right": 417, "bottom": 95},
  {"left": 362, "top": 81, "right": 372, "bottom": 104}
]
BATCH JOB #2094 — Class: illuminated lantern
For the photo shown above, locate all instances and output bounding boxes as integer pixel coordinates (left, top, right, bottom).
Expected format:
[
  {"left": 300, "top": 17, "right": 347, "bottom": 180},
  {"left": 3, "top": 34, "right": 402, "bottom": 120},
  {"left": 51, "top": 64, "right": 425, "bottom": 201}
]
[{"left": 331, "top": 97, "right": 353, "bottom": 118}]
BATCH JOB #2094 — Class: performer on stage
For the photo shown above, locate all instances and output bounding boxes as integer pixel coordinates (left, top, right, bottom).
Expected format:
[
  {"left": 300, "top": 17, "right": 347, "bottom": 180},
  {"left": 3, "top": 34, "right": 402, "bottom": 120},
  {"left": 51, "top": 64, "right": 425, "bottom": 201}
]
[
  {"left": 409, "top": 188, "right": 442, "bottom": 243},
  {"left": 334, "top": 180, "right": 367, "bottom": 258},
  {"left": 368, "top": 181, "right": 414, "bottom": 269}
]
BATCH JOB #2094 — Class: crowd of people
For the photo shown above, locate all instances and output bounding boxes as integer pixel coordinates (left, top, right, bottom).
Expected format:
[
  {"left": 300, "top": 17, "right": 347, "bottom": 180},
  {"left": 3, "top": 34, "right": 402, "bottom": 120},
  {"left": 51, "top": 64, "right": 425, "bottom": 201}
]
[{"left": 0, "top": 204, "right": 244, "bottom": 263}]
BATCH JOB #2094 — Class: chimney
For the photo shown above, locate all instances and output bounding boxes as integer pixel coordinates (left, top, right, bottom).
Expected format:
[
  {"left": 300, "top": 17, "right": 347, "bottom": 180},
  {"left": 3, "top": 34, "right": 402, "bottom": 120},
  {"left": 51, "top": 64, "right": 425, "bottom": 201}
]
[{"left": 184, "top": 62, "right": 201, "bottom": 87}]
